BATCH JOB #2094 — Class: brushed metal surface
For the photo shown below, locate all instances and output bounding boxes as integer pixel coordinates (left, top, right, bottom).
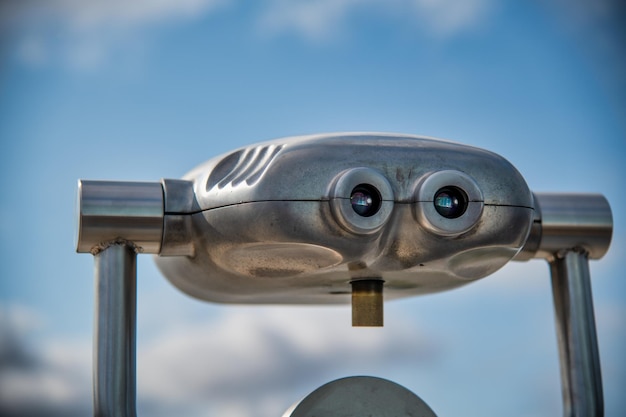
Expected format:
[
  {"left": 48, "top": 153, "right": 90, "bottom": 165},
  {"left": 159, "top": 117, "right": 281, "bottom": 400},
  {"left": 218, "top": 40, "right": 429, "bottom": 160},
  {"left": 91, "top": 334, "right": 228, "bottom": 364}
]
[
  {"left": 76, "top": 180, "right": 163, "bottom": 254},
  {"left": 75, "top": 132, "right": 614, "bottom": 417},
  {"left": 551, "top": 250, "right": 604, "bottom": 417},
  {"left": 519, "top": 193, "right": 613, "bottom": 261},
  {"left": 154, "top": 133, "right": 535, "bottom": 304},
  {"left": 94, "top": 243, "right": 137, "bottom": 417}
]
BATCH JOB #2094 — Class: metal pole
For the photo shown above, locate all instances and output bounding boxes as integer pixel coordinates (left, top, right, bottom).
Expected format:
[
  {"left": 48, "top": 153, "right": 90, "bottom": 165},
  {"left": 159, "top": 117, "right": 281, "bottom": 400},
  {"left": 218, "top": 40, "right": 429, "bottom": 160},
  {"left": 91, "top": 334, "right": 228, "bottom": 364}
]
[
  {"left": 77, "top": 180, "right": 166, "bottom": 417},
  {"left": 518, "top": 193, "right": 612, "bottom": 417},
  {"left": 550, "top": 250, "right": 603, "bottom": 417},
  {"left": 94, "top": 243, "right": 138, "bottom": 417}
]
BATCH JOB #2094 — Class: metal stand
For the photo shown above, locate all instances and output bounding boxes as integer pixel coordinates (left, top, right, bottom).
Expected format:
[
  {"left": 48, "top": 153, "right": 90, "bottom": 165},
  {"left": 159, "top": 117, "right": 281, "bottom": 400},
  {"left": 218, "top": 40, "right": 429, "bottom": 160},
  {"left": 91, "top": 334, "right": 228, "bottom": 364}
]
[
  {"left": 518, "top": 193, "right": 612, "bottom": 417},
  {"left": 550, "top": 250, "right": 603, "bottom": 417},
  {"left": 94, "top": 243, "right": 138, "bottom": 417},
  {"left": 76, "top": 178, "right": 612, "bottom": 417},
  {"left": 77, "top": 180, "right": 164, "bottom": 417}
]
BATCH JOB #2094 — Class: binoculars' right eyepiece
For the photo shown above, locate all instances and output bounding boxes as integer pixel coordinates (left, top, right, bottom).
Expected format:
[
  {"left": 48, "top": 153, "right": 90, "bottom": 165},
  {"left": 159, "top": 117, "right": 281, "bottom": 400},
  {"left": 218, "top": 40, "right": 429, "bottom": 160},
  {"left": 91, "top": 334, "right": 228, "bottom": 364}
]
[
  {"left": 433, "top": 186, "right": 468, "bottom": 219},
  {"left": 330, "top": 167, "right": 394, "bottom": 235},
  {"left": 414, "top": 170, "right": 484, "bottom": 236}
]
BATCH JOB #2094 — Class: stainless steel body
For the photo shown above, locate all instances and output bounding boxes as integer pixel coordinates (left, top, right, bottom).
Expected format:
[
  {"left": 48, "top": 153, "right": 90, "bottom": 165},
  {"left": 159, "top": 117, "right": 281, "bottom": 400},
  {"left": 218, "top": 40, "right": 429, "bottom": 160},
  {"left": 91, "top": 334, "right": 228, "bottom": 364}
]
[
  {"left": 76, "top": 181, "right": 163, "bottom": 254},
  {"left": 154, "top": 133, "right": 535, "bottom": 304},
  {"left": 75, "top": 132, "right": 613, "bottom": 417}
]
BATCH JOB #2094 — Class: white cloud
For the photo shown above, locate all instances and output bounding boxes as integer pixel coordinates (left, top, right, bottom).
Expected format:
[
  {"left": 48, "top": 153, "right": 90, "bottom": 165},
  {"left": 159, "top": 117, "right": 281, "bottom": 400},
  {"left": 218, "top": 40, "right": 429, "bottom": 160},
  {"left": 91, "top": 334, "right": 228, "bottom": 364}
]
[
  {"left": 258, "top": 0, "right": 493, "bottom": 41},
  {"left": 137, "top": 306, "right": 438, "bottom": 417},
  {"left": 4, "top": 0, "right": 229, "bottom": 71},
  {"left": 0, "top": 304, "right": 43, "bottom": 335},
  {"left": 0, "top": 301, "right": 437, "bottom": 417},
  {"left": 3, "top": 0, "right": 228, "bottom": 31},
  {"left": 1, "top": 255, "right": 617, "bottom": 417},
  {"left": 0, "top": 305, "right": 91, "bottom": 417},
  {"left": 258, "top": 0, "right": 371, "bottom": 41},
  {"left": 410, "top": 0, "right": 492, "bottom": 37},
  {"left": 5, "top": 0, "right": 494, "bottom": 71}
]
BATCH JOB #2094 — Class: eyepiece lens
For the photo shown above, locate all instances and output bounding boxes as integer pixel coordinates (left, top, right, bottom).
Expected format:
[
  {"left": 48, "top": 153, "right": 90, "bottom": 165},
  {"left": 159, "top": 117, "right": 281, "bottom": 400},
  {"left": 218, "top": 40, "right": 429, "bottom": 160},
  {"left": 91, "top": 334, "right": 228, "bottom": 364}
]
[
  {"left": 351, "top": 185, "right": 381, "bottom": 217},
  {"left": 351, "top": 191, "right": 372, "bottom": 210},
  {"left": 434, "top": 187, "right": 468, "bottom": 219}
]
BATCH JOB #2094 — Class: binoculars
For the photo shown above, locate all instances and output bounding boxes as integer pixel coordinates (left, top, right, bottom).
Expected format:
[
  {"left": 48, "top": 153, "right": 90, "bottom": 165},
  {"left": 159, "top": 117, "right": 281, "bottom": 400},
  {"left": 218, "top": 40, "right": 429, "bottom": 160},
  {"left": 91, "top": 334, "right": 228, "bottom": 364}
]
[{"left": 77, "top": 133, "right": 612, "bottom": 416}]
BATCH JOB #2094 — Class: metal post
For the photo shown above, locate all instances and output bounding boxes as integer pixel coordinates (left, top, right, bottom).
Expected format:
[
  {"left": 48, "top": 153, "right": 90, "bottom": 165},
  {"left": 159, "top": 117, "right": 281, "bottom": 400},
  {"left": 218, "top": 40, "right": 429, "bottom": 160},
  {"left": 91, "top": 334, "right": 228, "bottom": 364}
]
[
  {"left": 76, "top": 180, "right": 165, "bottom": 417},
  {"left": 94, "top": 243, "right": 138, "bottom": 417},
  {"left": 517, "top": 193, "right": 612, "bottom": 417},
  {"left": 550, "top": 250, "right": 603, "bottom": 417},
  {"left": 351, "top": 280, "right": 384, "bottom": 327}
]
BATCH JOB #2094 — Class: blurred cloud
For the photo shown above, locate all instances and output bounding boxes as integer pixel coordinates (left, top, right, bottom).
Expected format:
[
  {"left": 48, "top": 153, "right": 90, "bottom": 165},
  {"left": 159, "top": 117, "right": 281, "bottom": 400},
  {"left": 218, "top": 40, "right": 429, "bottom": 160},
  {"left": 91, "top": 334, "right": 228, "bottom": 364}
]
[
  {"left": 1, "top": 0, "right": 229, "bottom": 70},
  {"left": 257, "top": 0, "right": 493, "bottom": 41},
  {"left": 137, "top": 306, "right": 439, "bottom": 417},
  {"left": 1, "top": 0, "right": 228, "bottom": 29},
  {"left": 0, "top": 305, "right": 91, "bottom": 417},
  {"left": 2, "top": 0, "right": 495, "bottom": 71},
  {"left": 0, "top": 302, "right": 439, "bottom": 417},
  {"left": 257, "top": 0, "right": 367, "bottom": 41},
  {"left": 6, "top": 0, "right": 623, "bottom": 85}
]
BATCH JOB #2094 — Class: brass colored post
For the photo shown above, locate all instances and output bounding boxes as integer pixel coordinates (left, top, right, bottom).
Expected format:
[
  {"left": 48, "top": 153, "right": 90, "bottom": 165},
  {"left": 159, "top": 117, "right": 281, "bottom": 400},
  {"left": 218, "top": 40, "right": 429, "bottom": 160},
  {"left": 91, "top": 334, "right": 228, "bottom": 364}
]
[{"left": 351, "top": 280, "right": 384, "bottom": 327}]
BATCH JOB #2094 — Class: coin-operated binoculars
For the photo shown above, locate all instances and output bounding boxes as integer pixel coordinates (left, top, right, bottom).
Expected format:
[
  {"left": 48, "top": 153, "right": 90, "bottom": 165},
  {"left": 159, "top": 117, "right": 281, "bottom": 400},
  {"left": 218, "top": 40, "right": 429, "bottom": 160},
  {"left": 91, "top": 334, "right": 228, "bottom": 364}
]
[{"left": 76, "top": 133, "right": 612, "bottom": 417}]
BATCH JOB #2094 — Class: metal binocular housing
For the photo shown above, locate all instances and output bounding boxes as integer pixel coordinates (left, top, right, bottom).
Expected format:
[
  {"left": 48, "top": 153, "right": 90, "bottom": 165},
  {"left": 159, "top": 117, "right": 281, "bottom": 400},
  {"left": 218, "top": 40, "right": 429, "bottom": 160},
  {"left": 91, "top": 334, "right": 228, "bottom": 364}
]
[
  {"left": 76, "top": 132, "right": 612, "bottom": 417},
  {"left": 153, "top": 133, "right": 535, "bottom": 304}
]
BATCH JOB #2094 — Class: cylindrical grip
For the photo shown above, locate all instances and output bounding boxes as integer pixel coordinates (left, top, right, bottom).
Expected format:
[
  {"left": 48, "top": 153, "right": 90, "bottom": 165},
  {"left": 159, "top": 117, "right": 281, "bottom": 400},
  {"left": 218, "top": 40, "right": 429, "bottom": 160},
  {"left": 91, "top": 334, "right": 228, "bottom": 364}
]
[
  {"left": 76, "top": 180, "right": 164, "bottom": 254},
  {"left": 520, "top": 193, "right": 613, "bottom": 260}
]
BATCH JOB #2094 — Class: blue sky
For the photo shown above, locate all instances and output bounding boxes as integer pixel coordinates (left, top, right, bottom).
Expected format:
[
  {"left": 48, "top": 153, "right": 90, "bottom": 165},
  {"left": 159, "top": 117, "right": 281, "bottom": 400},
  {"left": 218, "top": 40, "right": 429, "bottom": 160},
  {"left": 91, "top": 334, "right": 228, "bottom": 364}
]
[{"left": 1, "top": 1, "right": 625, "bottom": 416}]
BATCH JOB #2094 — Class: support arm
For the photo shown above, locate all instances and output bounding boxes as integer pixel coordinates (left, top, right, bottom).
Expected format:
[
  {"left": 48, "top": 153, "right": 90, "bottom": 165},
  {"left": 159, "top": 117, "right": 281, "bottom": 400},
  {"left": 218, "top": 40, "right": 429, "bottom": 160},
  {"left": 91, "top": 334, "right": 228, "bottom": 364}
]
[
  {"left": 518, "top": 193, "right": 612, "bottom": 417},
  {"left": 94, "top": 243, "right": 138, "bottom": 417},
  {"left": 551, "top": 250, "right": 603, "bottom": 417},
  {"left": 77, "top": 180, "right": 165, "bottom": 417}
]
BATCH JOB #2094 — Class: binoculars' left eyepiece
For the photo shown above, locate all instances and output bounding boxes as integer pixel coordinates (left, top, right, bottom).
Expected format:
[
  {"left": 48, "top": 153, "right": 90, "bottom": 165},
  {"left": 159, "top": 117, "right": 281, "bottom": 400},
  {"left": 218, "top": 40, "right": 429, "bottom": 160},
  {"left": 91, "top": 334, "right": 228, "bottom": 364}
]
[
  {"left": 330, "top": 167, "right": 394, "bottom": 235},
  {"left": 350, "top": 184, "right": 382, "bottom": 217}
]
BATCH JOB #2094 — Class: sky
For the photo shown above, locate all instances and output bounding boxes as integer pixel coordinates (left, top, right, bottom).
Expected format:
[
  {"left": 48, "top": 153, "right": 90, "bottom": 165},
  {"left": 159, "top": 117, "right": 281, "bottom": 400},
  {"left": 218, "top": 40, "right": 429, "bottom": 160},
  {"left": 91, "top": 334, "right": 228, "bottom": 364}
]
[{"left": 0, "top": 0, "right": 625, "bottom": 416}]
